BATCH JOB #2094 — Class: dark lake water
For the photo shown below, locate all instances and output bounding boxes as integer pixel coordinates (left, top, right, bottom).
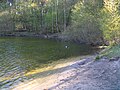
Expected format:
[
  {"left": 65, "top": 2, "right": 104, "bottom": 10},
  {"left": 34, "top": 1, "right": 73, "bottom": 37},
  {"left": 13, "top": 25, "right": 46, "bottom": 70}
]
[{"left": 0, "top": 37, "right": 98, "bottom": 89}]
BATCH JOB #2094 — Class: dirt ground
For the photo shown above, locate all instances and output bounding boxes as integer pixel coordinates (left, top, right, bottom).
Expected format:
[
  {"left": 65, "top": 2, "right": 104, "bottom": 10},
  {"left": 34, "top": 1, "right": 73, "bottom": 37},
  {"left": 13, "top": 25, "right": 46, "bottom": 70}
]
[{"left": 12, "top": 56, "right": 120, "bottom": 90}]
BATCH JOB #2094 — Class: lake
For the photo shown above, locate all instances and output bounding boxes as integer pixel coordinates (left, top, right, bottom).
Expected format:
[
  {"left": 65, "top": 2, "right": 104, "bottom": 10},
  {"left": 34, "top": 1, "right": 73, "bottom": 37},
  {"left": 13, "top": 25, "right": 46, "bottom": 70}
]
[{"left": 0, "top": 37, "right": 98, "bottom": 89}]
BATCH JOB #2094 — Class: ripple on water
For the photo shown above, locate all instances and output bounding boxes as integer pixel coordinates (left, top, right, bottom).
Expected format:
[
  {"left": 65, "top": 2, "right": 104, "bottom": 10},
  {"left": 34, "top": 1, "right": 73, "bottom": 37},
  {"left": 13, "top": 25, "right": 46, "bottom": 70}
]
[{"left": 0, "top": 37, "right": 98, "bottom": 89}]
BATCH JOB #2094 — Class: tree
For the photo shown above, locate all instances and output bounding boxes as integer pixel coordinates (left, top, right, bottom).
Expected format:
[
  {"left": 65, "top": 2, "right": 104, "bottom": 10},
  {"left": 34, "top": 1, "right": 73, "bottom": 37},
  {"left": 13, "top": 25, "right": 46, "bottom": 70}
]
[
  {"left": 63, "top": 0, "right": 104, "bottom": 45},
  {"left": 64, "top": 0, "right": 67, "bottom": 31},
  {"left": 100, "top": 0, "right": 120, "bottom": 44}
]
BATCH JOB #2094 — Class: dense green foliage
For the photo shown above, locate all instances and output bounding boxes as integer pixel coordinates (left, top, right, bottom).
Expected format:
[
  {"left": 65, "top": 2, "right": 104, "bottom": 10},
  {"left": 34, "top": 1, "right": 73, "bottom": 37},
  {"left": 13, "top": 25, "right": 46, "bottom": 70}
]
[
  {"left": 63, "top": 0, "right": 103, "bottom": 45},
  {"left": 100, "top": 0, "right": 120, "bottom": 44},
  {"left": 0, "top": 0, "right": 120, "bottom": 45},
  {"left": 63, "top": 0, "right": 120, "bottom": 45},
  {"left": 0, "top": 0, "right": 74, "bottom": 33}
]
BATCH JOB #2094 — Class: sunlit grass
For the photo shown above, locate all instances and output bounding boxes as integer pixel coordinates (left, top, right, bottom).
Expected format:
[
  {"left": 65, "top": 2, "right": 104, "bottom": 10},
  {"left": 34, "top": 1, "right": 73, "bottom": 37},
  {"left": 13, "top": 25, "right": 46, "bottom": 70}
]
[{"left": 100, "top": 44, "right": 120, "bottom": 58}]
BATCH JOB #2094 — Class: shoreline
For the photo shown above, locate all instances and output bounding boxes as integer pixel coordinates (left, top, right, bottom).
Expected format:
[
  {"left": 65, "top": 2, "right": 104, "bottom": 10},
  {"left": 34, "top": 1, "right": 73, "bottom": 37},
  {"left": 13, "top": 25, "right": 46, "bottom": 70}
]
[
  {"left": 12, "top": 56, "right": 120, "bottom": 90},
  {"left": 0, "top": 32, "right": 105, "bottom": 46},
  {"left": 12, "top": 56, "right": 95, "bottom": 90},
  {"left": 1, "top": 33, "right": 119, "bottom": 90},
  {"left": 0, "top": 32, "right": 61, "bottom": 39}
]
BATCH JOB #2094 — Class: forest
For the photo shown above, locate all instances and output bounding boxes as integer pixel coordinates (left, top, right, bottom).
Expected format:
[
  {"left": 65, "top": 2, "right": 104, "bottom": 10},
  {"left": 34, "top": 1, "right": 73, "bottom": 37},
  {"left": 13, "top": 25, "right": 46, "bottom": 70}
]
[
  {"left": 0, "top": 0, "right": 120, "bottom": 45},
  {"left": 0, "top": 0, "right": 120, "bottom": 90}
]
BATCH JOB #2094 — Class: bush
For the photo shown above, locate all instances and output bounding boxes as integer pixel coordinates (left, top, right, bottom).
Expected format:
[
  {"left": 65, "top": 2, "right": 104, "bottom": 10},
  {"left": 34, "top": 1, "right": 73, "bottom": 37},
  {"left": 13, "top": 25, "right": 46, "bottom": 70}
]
[{"left": 63, "top": 1, "right": 103, "bottom": 45}]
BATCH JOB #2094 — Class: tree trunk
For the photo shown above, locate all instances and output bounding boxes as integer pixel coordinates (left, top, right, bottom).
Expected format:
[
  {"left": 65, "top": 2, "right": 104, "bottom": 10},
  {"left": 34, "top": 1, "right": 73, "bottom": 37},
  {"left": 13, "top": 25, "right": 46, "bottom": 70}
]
[{"left": 55, "top": 0, "right": 59, "bottom": 32}]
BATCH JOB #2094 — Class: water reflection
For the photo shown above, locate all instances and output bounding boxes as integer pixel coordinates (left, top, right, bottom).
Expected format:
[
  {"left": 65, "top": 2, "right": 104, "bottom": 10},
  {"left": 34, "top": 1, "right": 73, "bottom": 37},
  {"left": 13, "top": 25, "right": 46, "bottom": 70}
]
[{"left": 0, "top": 37, "right": 98, "bottom": 89}]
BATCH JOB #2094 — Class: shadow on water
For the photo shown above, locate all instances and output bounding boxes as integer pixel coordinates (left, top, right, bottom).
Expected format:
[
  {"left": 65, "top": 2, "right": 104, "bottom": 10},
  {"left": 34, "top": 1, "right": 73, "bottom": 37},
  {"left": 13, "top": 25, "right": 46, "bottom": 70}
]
[{"left": 0, "top": 37, "right": 99, "bottom": 89}]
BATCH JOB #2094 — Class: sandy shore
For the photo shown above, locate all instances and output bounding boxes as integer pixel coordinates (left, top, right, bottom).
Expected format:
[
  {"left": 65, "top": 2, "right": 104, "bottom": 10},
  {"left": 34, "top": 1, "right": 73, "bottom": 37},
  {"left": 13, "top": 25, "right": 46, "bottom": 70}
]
[{"left": 12, "top": 56, "right": 120, "bottom": 90}]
